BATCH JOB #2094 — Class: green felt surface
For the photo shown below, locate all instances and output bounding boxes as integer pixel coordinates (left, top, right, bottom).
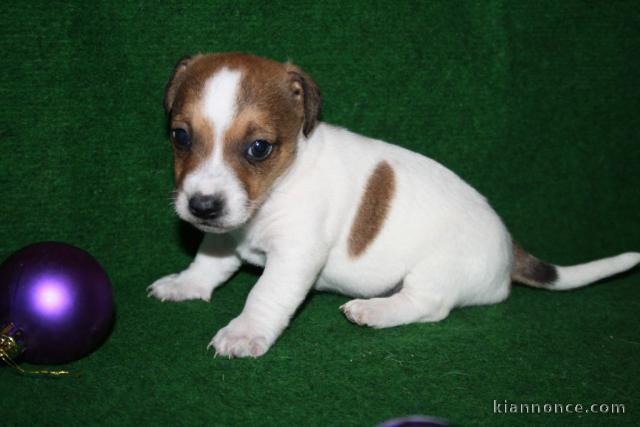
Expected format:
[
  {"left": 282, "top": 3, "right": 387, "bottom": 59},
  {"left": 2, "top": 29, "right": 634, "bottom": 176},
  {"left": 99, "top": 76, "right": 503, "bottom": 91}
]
[{"left": 1, "top": 1, "right": 639, "bottom": 426}]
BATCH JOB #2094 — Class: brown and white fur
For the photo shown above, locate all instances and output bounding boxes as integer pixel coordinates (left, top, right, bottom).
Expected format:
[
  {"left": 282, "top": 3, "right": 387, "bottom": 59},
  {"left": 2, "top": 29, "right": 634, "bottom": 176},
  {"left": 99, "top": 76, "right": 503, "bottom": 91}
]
[{"left": 148, "top": 53, "right": 640, "bottom": 358}]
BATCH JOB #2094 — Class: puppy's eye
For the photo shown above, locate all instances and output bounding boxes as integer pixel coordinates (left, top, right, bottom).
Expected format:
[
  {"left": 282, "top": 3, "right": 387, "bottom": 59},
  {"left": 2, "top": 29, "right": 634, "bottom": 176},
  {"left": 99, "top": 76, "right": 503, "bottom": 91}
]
[
  {"left": 170, "top": 128, "right": 191, "bottom": 150},
  {"left": 246, "top": 139, "right": 273, "bottom": 161}
]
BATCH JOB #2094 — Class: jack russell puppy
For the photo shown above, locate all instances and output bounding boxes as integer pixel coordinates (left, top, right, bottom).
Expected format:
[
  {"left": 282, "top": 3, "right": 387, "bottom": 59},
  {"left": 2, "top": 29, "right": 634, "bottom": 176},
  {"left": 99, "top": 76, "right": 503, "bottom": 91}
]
[{"left": 148, "top": 52, "right": 640, "bottom": 358}]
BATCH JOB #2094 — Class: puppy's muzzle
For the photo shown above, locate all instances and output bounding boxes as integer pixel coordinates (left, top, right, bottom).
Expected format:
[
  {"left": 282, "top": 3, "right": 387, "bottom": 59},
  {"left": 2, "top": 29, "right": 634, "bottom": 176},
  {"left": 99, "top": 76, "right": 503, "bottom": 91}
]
[{"left": 188, "top": 193, "right": 225, "bottom": 220}]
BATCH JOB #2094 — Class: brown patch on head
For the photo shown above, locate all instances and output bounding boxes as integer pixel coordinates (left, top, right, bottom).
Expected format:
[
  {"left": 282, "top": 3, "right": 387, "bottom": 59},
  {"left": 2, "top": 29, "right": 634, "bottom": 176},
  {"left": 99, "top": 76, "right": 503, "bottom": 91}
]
[
  {"left": 222, "top": 56, "right": 314, "bottom": 206},
  {"left": 348, "top": 161, "right": 396, "bottom": 258},
  {"left": 223, "top": 107, "right": 297, "bottom": 204},
  {"left": 164, "top": 54, "right": 229, "bottom": 190},
  {"left": 170, "top": 107, "right": 215, "bottom": 188},
  {"left": 164, "top": 55, "right": 196, "bottom": 116},
  {"left": 163, "top": 53, "right": 322, "bottom": 207},
  {"left": 285, "top": 64, "right": 322, "bottom": 137}
]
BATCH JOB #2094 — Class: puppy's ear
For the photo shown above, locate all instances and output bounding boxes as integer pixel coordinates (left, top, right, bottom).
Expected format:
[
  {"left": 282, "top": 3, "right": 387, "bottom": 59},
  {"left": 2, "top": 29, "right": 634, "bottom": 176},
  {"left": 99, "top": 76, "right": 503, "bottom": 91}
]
[
  {"left": 286, "top": 65, "right": 322, "bottom": 137},
  {"left": 164, "top": 55, "right": 197, "bottom": 116}
]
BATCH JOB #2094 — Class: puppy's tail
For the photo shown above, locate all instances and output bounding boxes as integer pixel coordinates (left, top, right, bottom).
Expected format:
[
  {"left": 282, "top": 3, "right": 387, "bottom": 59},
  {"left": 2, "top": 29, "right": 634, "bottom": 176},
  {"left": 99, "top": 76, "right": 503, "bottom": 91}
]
[{"left": 511, "top": 242, "right": 640, "bottom": 290}]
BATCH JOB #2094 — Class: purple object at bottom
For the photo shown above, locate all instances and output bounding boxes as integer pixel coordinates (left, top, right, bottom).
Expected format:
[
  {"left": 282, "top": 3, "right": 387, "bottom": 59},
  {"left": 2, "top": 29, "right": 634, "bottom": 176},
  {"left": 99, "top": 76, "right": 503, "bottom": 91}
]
[
  {"left": 377, "top": 416, "right": 450, "bottom": 427},
  {"left": 0, "top": 242, "right": 114, "bottom": 364}
]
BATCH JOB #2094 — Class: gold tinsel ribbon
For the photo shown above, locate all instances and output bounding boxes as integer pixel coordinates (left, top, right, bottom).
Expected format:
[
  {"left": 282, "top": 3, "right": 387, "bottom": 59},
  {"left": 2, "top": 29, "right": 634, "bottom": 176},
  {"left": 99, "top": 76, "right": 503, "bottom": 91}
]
[
  {"left": 0, "top": 351, "right": 76, "bottom": 377},
  {"left": 0, "top": 327, "right": 76, "bottom": 377}
]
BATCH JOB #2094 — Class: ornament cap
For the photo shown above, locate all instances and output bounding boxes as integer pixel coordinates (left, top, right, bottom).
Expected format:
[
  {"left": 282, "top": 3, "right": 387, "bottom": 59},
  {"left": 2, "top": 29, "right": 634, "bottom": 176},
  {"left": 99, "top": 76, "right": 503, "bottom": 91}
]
[
  {"left": 0, "top": 322, "right": 75, "bottom": 377},
  {"left": 0, "top": 323, "right": 26, "bottom": 361}
]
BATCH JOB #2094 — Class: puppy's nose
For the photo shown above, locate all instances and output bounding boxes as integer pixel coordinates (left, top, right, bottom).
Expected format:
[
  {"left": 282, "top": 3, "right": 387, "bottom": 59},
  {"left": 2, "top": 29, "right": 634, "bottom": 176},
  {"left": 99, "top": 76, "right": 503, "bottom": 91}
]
[{"left": 188, "top": 193, "right": 224, "bottom": 220}]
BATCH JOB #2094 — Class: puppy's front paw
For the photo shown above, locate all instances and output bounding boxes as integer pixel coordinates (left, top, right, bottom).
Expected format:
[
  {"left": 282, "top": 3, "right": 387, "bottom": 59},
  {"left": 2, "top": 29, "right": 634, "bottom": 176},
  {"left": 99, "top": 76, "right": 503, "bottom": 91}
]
[
  {"left": 147, "top": 273, "right": 212, "bottom": 302},
  {"left": 210, "top": 318, "right": 271, "bottom": 358}
]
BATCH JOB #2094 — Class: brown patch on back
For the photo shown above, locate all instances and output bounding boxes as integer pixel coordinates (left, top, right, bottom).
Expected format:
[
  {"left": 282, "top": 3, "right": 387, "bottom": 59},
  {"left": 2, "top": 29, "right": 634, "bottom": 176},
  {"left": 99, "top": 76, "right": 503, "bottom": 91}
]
[{"left": 348, "top": 161, "right": 396, "bottom": 258}]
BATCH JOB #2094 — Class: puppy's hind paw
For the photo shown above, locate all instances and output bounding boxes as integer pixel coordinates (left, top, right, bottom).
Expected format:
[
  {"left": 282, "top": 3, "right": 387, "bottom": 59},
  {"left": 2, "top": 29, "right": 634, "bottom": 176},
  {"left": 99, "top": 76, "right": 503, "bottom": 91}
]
[
  {"left": 341, "top": 299, "right": 369, "bottom": 326},
  {"left": 340, "top": 298, "right": 393, "bottom": 328}
]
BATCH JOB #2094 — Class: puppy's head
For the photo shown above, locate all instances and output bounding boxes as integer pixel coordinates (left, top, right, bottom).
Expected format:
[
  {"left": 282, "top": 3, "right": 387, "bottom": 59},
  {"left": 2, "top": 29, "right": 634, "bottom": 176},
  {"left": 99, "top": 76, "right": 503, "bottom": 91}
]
[{"left": 163, "top": 53, "right": 321, "bottom": 233}]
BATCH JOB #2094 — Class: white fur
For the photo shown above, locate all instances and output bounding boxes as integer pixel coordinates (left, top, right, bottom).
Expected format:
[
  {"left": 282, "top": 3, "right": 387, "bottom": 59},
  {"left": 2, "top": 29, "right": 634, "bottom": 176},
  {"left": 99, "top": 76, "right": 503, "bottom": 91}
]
[
  {"left": 174, "top": 68, "right": 251, "bottom": 232},
  {"left": 151, "top": 113, "right": 639, "bottom": 358},
  {"left": 150, "top": 122, "right": 517, "bottom": 357},
  {"left": 202, "top": 67, "right": 241, "bottom": 140},
  {"left": 148, "top": 234, "right": 241, "bottom": 302},
  {"left": 553, "top": 252, "right": 640, "bottom": 290}
]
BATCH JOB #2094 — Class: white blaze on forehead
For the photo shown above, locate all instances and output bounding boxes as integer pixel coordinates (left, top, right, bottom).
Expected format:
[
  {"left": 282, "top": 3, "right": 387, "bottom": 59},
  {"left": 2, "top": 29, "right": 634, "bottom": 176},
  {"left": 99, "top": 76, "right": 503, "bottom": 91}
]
[
  {"left": 201, "top": 67, "right": 242, "bottom": 152},
  {"left": 176, "top": 66, "right": 249, "bottom": 230}
]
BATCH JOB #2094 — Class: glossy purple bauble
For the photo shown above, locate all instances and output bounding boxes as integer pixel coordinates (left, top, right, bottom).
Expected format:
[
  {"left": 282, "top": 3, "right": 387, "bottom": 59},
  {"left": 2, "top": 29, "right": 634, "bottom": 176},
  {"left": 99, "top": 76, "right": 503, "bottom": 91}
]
[
  {"left": 377, "top": 416, "right": 450, "bottom": 427},
  {"left": 0, "top": 242, "right": 113, "bottom": 364}
]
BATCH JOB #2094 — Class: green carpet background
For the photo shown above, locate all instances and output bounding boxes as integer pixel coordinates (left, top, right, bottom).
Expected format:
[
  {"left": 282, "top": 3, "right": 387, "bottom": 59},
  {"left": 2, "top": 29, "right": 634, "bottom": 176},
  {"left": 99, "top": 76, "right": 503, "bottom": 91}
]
[{"left": 1, "top": 1, "right": 639, "bottom": 426}]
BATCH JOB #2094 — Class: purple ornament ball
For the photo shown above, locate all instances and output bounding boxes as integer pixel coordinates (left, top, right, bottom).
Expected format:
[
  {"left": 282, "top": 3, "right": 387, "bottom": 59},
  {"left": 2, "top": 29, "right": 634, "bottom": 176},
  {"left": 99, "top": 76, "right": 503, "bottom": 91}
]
[
  {"left": 377, "top": 416, "right": 450, "bottom": 427},
  {"left": 0, "top": 242, "right": 114, "bottom": 364}
]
